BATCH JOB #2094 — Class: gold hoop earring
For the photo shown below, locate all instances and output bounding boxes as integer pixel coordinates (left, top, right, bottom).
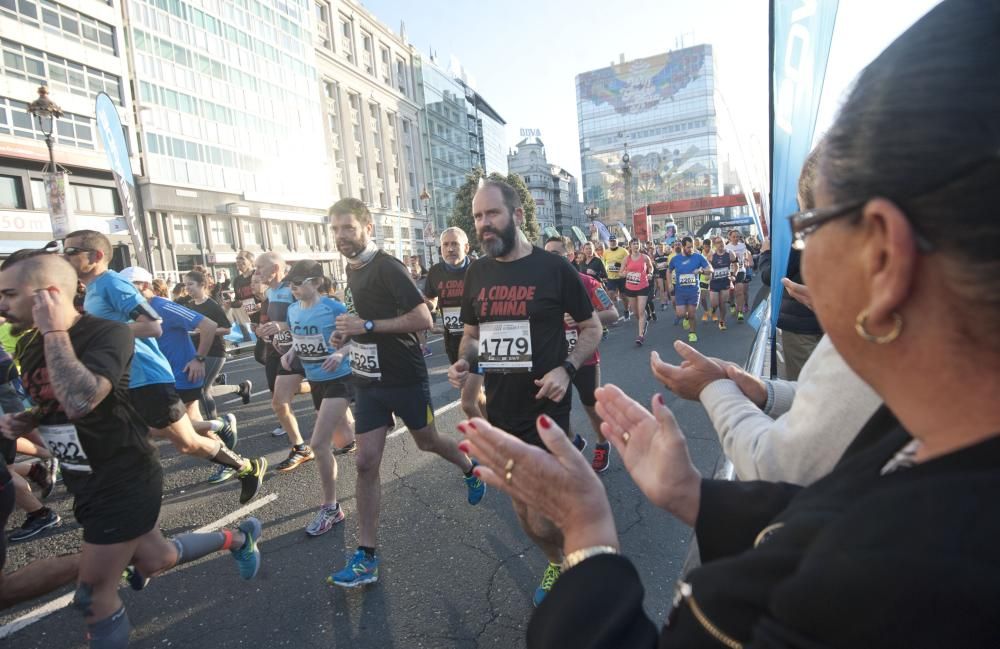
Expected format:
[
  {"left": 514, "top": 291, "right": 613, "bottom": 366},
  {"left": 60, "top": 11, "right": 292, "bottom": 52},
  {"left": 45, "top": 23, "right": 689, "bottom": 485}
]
[{"left": 855, "top": 309, "right": 903, "bottom": 344}]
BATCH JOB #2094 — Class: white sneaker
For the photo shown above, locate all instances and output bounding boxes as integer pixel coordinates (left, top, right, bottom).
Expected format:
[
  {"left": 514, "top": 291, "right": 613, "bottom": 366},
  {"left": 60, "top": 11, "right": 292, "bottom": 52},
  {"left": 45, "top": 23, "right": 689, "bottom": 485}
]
[
  {"left": 271, "top": 426, "right": 286, "bottom": 437},
  {"left": 305, "top": 504, "right": 344, "bottom": 536}
]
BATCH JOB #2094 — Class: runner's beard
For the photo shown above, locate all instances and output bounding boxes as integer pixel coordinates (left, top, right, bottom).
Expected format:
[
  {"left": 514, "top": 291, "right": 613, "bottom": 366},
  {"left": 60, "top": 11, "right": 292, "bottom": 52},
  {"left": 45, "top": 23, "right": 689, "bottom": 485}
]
[
  {"left": 479, "top": 218, "right": 517, "bottom": 258},
  {"left": 337, "top": 236, "right": 366, "bottom": 259}
]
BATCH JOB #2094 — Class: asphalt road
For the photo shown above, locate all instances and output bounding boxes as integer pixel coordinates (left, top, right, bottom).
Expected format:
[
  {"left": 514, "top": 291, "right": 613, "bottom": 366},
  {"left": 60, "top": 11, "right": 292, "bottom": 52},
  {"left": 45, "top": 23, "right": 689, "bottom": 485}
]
[{"left": 1, "top": 293, "right": 759, "bottom": 648}]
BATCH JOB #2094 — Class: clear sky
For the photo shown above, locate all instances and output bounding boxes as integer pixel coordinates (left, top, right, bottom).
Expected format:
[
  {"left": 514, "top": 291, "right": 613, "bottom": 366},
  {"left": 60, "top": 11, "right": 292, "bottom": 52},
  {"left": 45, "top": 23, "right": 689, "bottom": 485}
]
[{"left": 360, "top": 0, "right": 941, "bottom": 196}]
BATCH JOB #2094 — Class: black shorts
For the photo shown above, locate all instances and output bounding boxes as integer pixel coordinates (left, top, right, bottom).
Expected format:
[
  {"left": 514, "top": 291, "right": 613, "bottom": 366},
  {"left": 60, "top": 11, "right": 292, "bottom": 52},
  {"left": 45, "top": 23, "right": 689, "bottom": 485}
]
[
  {"left": 488, "top": 387, "right": 572, "bottom": 449},
  {"left": 444, "top": 332, "right": 462, "bottom": 366},
  {"left": 309, "top": 377, "right": 354, "bottom": 410},
  {"left": 606, "top": 278, "right": 625, "bottom": 293},
  {"left": 710, "top": 280, "right": 732, "bottom": 293},
  {"left": 0, "top": 462, "right": 13, "bottom": 571},
  {"left": 735, "top": 270, "right": 749, "bottom": 284},
  {"left": 497, "top": 410, "right": 572, "bottom": 450},
  {"left": 129, "top": 383, "right": 187, "bottom": 429},
  {"left": 622, "top": 286, "right": 648, "bottom": 298},
  {"left": 73, "top": 460, "right": 163, "bottom": 545},
  {"left": 572, "top": 364, "right": 599, "bottom": 408},
  {"left": 176, "top": 387, "right": 202, "bottom": 404},
  {"left": 654, "top": 270, "right": 668, "bottom": 280},
  {"left": 354, "top": 380, "right": 434, "bottom": 434}
]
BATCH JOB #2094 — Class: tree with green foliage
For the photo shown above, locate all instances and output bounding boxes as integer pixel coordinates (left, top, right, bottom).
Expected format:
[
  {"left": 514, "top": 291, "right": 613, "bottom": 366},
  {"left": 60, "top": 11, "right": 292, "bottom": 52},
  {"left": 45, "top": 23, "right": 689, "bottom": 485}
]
[{"left": 449, "top": 168, "right": 541, "bottom": 249}]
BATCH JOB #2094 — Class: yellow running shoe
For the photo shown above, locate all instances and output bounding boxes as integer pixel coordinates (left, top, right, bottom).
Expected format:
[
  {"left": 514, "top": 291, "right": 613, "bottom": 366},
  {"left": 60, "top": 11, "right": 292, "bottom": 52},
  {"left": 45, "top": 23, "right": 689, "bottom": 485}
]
[{"left": 688, "top": 332, "right": 698, "bottom": 343}]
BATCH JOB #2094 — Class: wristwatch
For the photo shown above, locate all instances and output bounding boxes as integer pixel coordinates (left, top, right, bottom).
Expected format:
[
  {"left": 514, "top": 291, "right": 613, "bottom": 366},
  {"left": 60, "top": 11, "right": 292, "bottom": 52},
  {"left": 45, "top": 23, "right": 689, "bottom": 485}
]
[
  {"left": 364, "top": 320, "right": 375, "bottom": 333},
  {"left": 561, "top": 360, "right": 577, "bottom": 379},
  {"left": 194, "top": 354, "right": 206, "bottom": 362}
]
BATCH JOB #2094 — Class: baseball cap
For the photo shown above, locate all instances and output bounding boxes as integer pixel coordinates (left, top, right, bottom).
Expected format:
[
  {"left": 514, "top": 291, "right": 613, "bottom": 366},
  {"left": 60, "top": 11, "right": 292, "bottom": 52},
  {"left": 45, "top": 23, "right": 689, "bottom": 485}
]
[
  {"left": 120, "top": 266, "right": 153, "bottom": 283},
  {"left": 608, "top": 235, "right": 617, "bottom": 241},
  {"left": 286, "top": 259, "right": 325, "bottom": 283}
]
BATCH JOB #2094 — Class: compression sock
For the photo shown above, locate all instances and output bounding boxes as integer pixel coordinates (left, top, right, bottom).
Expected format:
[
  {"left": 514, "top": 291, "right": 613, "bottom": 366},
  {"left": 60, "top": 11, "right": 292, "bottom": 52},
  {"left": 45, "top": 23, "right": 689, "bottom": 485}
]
[
  {"left": 211, "top": 442, "right": 248, "bottom": 470},
  {"left": 170, "top": 530, "right": 235, "bottom": 565},
  {"left": 87, "top": 606, "right": 130, "bottom": 649}
]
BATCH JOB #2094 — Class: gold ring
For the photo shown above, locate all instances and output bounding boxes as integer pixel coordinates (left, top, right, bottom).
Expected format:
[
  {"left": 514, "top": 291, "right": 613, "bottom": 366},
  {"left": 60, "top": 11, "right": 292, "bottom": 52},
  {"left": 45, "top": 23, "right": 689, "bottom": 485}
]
[
  {"left": 504, "top": 458, "right": 515, "bottom": 472},
  {"left": 622, "top": 431, "right": 631, "bottom": 443},
  {"left": 505, "top": 471, "right": 513, "bottom": 484}
]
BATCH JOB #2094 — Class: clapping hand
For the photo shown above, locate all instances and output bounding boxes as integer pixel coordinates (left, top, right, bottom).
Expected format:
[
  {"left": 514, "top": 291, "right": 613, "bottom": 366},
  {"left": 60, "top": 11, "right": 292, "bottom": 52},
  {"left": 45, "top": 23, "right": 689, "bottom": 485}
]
[{"left": 650, "top": 342, "right": 728, "bottom": 400}]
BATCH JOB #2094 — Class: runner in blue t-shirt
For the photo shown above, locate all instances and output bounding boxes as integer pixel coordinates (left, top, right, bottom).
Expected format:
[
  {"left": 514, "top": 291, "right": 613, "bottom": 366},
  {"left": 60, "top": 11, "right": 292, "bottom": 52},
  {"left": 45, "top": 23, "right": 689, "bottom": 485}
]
[
  {"left": 668, "top": 236, "right": 711, "bottom": 343},
  {"left": 63, "top": 230, "right": 266, "bottom": 506},
  {"left": 280, "top": 260, "right": 356, "bottom": 537}
]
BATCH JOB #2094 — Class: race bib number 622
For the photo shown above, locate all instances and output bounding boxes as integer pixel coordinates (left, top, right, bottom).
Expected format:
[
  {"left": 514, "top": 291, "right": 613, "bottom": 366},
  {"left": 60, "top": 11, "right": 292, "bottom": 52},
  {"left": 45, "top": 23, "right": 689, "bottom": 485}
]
[{"left": 478, "top": 320, "right": 532, "bottom": 372}]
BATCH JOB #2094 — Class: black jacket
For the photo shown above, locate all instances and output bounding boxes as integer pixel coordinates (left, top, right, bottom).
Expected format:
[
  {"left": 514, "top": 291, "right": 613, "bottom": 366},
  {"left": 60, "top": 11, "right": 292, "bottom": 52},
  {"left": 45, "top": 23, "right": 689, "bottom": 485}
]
[
  {"left": 757, "top": 248, "right": 823, "bottom": 336},
  {"left": 528, "top": 407, "right": 1000, "bottom": 648}
]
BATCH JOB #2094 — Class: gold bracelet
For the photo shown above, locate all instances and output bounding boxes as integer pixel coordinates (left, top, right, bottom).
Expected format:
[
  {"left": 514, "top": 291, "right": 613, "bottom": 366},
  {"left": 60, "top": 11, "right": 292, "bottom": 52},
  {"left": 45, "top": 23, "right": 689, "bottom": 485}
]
[{"left": 562, "top": 545, "right": 619, "bottom": 571}]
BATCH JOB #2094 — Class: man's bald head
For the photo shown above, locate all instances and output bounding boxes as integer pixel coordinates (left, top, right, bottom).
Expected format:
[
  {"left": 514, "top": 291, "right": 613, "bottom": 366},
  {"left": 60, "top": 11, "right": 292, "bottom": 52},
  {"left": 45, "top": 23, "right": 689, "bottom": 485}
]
[
  {"left": 254, "top": 251, "right": 285, "bottom": 285},
  {"left": 0, "top": 254, "right": 80, "bottom": 333}
]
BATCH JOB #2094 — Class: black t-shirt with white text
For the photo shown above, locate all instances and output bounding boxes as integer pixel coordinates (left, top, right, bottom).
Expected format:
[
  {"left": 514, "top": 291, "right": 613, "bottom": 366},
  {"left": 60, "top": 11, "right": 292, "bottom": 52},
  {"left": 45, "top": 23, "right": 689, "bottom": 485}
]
[
  {"left": 461, "top": 247, "right": 595, "bottom": 435},
  {"left": 345, "top": 250, "right": 428, "bottom": 386},
  {"left": 424, "top": 260, "right": 470, "bottom": 339},
  {"left": 187, "top": 297, "right": 230, "bottom": 358},
  {"left": 17, "top": 315, "right": 158, "bottom": 495}
]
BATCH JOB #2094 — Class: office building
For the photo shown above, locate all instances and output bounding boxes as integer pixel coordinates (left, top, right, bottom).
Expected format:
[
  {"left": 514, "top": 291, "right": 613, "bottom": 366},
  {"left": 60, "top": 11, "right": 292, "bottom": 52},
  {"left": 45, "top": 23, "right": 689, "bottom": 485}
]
[{"left": 508, "top": 137, "right": 581, "bottom": 240}]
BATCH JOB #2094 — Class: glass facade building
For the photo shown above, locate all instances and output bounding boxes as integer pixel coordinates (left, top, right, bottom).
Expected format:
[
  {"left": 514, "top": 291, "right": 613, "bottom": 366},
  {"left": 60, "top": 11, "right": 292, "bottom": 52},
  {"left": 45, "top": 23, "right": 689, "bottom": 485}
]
[
  {"left": 129, "top": 0, "right": 328, "bottom": 208},
  {"left": 576, "top": 45, "right": 718, "bottom": 224}
]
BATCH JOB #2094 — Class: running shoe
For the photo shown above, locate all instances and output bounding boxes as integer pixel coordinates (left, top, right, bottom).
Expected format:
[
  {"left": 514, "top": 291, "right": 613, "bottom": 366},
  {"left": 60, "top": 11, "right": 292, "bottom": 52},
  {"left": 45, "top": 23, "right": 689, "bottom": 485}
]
[
  {"left": 623, "top": 311, "right": 631, "bottom": 321},
  {"left": 275, "top": 447, "right": 314, "bottom": 473},
  {"left": 306, "top": 503, "right": 345, "bottom": 537},
  {"left": 218, "top": 413, "right": 239, "bottom": 450},
  {"left": 238, "top": 380, "right": 253, "bottom": 405},
  {"left": 271, "top": 426, "right": 287, "bottom": 437},
  {"left": 650, "top": 311, "right": 657, "bottom": 322},
  {"left": 572, "top": 434, "right": 588, "bottom": 453},
  {"left": 27, "top": 458, "right": 58, "bottom": 500},
  {"left": 231, "top": 517, "right": 263, "bottom": 580},
  {"left": 333, "top": 440, "right": 357, "bottom": 456},
  {"left": 328, "top": 549, "right": 379, "bottom": 587},
  {"left": 682, "top": 318, "right": 690, "bottom": 331},
  {"left": 737, "top": 311, "right": 745, "bottom": 322},
  {"left": 533, "top": 562, "right": 562, "bottom": 607},
  {"left": 237, "top": 457, "right": 268, "bottom": 504},
  {"left": 9, "top": 509, "right": 61, "bottom": 542},
  {"left": 592, "top": 442, "right": 611, "bottom": 474},
  {"left": 122, "top": 565, "right": 150, "bottom": 591},
  {"left": 712, "top": 309, "right": 719, "bottom": 321},
  {"left": 661, "top": 303, "right": 668, "bottom": 311},
  {"left": 601, "top": 327, "right": 609, "bottom": 340},
  {"left": 208, "top": 465, "right": 237, "bottom": 485},
  {"left": 701, "top": 312, "right": 709, "bottom": 322},
  {"left": 730, "top": 304, "right": 736, "bottom": 314},
  {"left": 216, "top": 372, "right": 228, "bottom": 386},
  {"left": 465, "top": 462, "right": 486, "bottom": 505},
  {"left": 688, "top": 333, "right": 698, "bottom": 343},
  {"left": 635, "top": 336, "right": 644, "bottom": 346},
  {"left": 719, "top": 321, "right": 727, "bottom": 331}
]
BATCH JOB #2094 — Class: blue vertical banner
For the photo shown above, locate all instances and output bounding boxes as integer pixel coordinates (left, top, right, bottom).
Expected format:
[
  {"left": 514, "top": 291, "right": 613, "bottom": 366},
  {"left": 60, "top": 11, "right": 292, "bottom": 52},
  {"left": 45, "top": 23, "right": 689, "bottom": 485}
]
[
  {"left": 95, "top": 92, "right": 150, "bottom": 269},
  {"left": 769, "top": 0, "right": 838, "bottom": 327}
]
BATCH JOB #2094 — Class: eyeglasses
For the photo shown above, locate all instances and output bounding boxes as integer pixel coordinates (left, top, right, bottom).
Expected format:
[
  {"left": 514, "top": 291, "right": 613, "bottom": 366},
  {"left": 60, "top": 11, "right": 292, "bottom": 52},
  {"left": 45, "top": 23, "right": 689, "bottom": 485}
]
[
  {"left": 789, "top": 152, "right": 1000, "bottom": 251},
  {"left": 62, "top": 246, "right": 96, "bottom": 256},
  {"left": 289, "top": 277, "right": 318, "bottom": 286}
]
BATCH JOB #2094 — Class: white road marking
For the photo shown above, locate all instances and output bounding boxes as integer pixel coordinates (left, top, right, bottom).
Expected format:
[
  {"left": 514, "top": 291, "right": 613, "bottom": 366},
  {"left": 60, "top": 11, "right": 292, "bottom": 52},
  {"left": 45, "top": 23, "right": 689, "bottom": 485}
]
[{"left": 0, "top": 494, "right": 279, "bottom": 639}]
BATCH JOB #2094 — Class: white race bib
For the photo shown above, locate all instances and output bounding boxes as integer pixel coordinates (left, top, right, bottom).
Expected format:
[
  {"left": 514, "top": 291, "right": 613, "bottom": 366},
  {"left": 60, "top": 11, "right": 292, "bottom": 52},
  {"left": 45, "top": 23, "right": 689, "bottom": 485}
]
[
  {"left": 349, "top": 341, "right": 381, "bottom": 379},
  {"left": 442, "top": 307, "right": 463, "bottom": 334},
  {"left": 565, "top": 328, "right": 579, "bottom": 354},
  {"left": 242, "top": 298, "right": 259, "bottom": 315},
  {"left": 713, "top": 267, "right": 730, "bottom": 279},
  {"left": 678, "top": 273, "right": 697, "bottom": 287},
  {"left": 291, "top": 333, "right": 328, "bottom": 361},
  {"left": 39, "top": 423, "right": 91, "bottom": 473},
  {"left": 479, "top": 320, "right": 532, "bottom": 372},
  {"left": 625, "top": 271, "right": 642, "bottom": 285}
]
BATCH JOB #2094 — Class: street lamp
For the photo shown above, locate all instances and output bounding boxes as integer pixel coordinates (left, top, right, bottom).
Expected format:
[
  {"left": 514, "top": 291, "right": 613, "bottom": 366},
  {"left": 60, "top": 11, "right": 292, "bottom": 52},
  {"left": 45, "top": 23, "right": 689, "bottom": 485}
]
[
  {"left": 27, "top": 86, "right": 63, "bottom": 171},
  {"left": 419, "top": 188, "right": 432, "bottom": 264},
  {"left": 621, "top": 142, "right": 633, "bottom": 223}
]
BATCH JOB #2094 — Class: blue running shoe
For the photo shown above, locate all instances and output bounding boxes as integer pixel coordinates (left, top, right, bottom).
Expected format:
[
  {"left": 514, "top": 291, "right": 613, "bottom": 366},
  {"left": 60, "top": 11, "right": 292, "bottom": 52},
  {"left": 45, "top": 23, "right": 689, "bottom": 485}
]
[
  {"left": 533, "top": 562, "right": 562, "bottom": 607},
  {"left": 231, "top": 517, "right": 262, "bottom": 580},
  {"left": 218, "top": 413, "right": 238, "bottom": 450},
  {"left": 328, "top": 549, "right": 379, "bottom": 587},
  {"left": 465, "top": 462, "right": 486, "bottom": 505}
]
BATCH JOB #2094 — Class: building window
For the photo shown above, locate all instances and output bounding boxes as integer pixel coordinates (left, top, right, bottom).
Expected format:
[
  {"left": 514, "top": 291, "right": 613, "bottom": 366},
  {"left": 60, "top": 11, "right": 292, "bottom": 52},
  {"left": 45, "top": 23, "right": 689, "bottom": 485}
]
[
  {"left": 0, "top": 175, "right": 24, "bottom": 209},
  {"left": 395, "top": 57, "right": 408, "bottom": 95},
  {"left": 379, "top": 44, "right": 391, "bottom": 85},
  {"left": 0, "top": 42, "right": 123, "bottom": 105},
  {"left": 69, "top": 184, "right": 119, "bottom": 215},
  {"left": 269, "top": 221, "right": 289, "bottom": 248},
  {"left": 314, "top": 1, "right": 331, "bottom": 49},
  {"left": 361, "top": 31, "right": 373, "bottom": 75},
  {"left": 1, "top": 0, "right": 117, "bottom": 56},
  {"left": 413, "top": 227, "right": 423, "bottom": 241},
  {"left": 172, "top": 215, "right": 200, "bottom": 245},
  {"left": 296, "top": 223, "right": 317, "bottom": 249},
  {"left": 29, "top": 178, "right": 47, "bottom": 209},
  {"left": 209, "top": 217, "right": 234, "bottom": 246},
  {"left": 240, "top": 219, "right": 262, "bottom": 247},
  {"left": 338, "top": 15, "right": 353, "bottom": 63},
  {"left": 381, "top": 224, "right": 394, "bottom": 240}
]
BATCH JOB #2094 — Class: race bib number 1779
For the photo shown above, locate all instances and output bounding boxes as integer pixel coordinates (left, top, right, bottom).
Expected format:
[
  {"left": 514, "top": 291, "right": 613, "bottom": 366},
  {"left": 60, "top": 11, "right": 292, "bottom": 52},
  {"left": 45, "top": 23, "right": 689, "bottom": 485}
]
[{"left": 479, "top": 320, "right": 532, "bottom": 372}]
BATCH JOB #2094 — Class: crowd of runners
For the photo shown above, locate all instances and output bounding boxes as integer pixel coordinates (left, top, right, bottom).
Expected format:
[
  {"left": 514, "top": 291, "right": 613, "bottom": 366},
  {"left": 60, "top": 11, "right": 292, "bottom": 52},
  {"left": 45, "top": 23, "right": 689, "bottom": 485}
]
[{"left": 0, "top": 179, "right": 756, "bottom": 646}]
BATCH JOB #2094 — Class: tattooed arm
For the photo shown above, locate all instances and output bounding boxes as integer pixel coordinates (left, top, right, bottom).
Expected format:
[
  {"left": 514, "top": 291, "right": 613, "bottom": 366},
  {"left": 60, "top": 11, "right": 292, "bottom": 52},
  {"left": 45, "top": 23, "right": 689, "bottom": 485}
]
[{"left": 41, "top": 332, "right": 112, "bottom": 421}]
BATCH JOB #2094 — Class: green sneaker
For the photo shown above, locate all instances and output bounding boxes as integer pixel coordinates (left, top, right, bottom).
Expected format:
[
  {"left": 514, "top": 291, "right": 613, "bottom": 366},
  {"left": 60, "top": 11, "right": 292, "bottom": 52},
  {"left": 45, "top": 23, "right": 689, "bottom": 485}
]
[
  {"left": 682, "top": 318, "right": 690, "bottom": 331},
  {"left": 533, "top": 562, "right": 562, "bottom": 607},
  {"left": 208, "top": 465, "right": 237, "bottom": 484},
  {"left": 688, "top": 332, "right": 698, "bottom": 343}
]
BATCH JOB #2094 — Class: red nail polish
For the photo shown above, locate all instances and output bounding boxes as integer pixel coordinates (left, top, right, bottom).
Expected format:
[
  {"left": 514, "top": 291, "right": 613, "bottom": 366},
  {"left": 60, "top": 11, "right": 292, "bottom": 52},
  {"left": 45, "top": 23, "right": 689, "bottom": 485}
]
[
  {"left": 457, "top": 423, "right": 467, "bottom": 434},
  {"left": 468, "top": 421, "right": 478, "bottom": 430},
  {"left": 539, "top": 415, "right": 552, "bottom": 429},
  {"left": 655, "top": 393, "right": 665, "bottom": 406},
  {"left": 472, "top": 467, "right": 482, "bottom": 478},
  {"left": 458, "top": 442, "right": 470, "bottom": 454}
]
